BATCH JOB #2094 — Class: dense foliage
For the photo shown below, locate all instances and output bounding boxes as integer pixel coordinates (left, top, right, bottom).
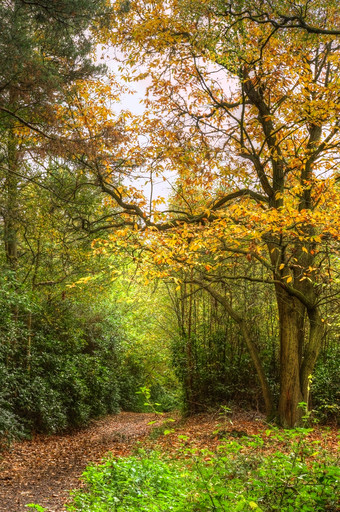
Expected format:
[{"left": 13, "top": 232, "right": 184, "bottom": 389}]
[
  {"left": 98, "top": 0, "right": 340, "bottom": 427},
  {"left": 0, "top": 274, "right": 116, "bottom": 443},
  {"left": 169, "top": 279, "right": 339, "bottom": 420}
]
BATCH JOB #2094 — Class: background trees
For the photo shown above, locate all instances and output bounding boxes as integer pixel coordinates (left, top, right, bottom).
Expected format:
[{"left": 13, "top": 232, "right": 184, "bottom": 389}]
[
  {"left": 100, "top": 0, "right": 340, "bottom": 426},
  {"left": 0, "top": 0, "right": 169, "bottom": 442}
]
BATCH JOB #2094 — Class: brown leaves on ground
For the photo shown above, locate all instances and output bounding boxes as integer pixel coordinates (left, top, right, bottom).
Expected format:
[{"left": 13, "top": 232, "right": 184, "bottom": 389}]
[
  {"left": 0, "top": 410, "right": 338, "bottom": 512},
  {"left": 145, "top": 410, "right": 339, "bottom": 459},
  {"left": 0, "top": 412, "right": 163, "bottom": 512}
]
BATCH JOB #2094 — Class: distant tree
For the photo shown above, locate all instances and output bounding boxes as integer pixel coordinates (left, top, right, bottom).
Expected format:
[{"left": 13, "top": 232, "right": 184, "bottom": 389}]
[
  {"left": 0, "top": 0, "right": 110, "bottom": 270},
  {"left": 0, "top": 0, "right": 109, "bottom": 121}
]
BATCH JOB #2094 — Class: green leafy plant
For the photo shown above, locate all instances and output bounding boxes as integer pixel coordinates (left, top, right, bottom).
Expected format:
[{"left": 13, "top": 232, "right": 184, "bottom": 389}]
[
  {"left": 67, "top": 429, "right": 339, "bottom": 511},
  {"left": 25, "top": 505, "right": 47, "bottom": 512},
  {"left": 137, "top": 386, "right": 176, "bottom": 438}
]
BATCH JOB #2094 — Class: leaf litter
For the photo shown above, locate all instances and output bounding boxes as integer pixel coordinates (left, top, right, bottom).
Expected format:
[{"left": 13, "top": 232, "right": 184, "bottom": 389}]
[
  {"left": 0, "top": 412, "right": 162, "bottom": 512},
  {"left": 0, "top": 411, "right": 338, "bottom": 511}
]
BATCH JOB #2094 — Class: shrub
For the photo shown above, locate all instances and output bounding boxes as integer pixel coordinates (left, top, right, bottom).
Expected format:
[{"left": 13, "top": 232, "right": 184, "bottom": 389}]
[
  {"left": 0, "top": 288, "right": 123, "bottom": 445},
  {"left": 67, "top": 429, "right": 339, "bottom": 511},
  {"left": 0, "top": 394, "right": 25, "bottom": 450}
]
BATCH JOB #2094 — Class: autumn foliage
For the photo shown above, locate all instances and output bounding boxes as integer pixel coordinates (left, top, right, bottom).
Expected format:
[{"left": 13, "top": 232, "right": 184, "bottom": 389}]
[{"left": 90, "top": 0, "right": 340, "bottom": 426}]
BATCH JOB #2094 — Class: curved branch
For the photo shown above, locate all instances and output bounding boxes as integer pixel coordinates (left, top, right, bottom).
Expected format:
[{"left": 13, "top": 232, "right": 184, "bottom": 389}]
[
  {"left": 222, "top": 2, "right": 340, "bottom": 36},
  {"left": 211, "top": 188, "right": 268, "bottom": 209}
]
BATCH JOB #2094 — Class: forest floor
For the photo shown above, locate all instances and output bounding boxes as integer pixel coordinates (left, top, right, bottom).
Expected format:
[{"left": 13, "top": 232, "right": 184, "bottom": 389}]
[
  {"left": 0, "top": 411, "right": 338, "bottom": 512},
  {"left": 0, "top": 412, "right": 164, "bottom": 512}
]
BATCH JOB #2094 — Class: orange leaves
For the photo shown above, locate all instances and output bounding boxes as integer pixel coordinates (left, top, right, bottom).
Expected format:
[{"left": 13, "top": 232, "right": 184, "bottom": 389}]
[{"left": 81, "top": 0, "right": 340, "bottom": 299}]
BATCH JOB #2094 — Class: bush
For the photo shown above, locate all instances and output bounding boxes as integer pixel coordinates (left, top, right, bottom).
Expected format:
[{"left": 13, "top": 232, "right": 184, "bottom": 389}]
[
  {"left": 67, "top": 452, "right": 195, "bottom": 511},
  {"left": 67, "top": 429, "right": 339, "bottom": 511},
  {"left": 0, "top": 394, "right": 25, "bottom": 450},
  {"left": 0, "top": 285, "right": 124, "bottom": 444}
]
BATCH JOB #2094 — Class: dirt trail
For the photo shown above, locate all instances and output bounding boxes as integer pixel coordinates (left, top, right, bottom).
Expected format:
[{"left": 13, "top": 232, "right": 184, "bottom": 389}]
[{"left": 0, "top": 412, "right": 161, "bottom": 512}]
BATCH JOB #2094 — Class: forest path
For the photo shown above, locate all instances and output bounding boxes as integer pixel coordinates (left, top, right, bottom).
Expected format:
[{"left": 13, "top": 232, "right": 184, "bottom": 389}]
[{"left": 0, "top": 412, "right": 162, "bottom": 512}]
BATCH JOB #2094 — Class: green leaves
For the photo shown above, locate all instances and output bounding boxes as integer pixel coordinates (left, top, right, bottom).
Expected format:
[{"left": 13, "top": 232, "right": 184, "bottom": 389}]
[
  {"left": 67, "top": 429, "right": 339, "bottom": 511},
  {"left": 26, "top": 505, "right": 47, "bottom": 512}
]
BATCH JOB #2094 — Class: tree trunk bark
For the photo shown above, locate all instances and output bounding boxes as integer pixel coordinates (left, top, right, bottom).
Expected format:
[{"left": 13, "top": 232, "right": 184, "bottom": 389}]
[
  {"left": 275, "top": 278, "right": 325, "bottom": 427},
  {"left": 278, "top": 311, "right": 303, "bottom": 425},
  {"left": 276, "top": 287, "right": 305, "bottom": 427},
  {"left": 4, "top": 132, "right": 19, "bottom": 271},
  {"left": 3, "top": 92, "right": 20, "bottom": 323}
]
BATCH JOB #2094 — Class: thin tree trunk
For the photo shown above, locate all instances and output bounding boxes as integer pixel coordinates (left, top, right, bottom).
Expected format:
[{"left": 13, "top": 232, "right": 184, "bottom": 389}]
[
  {"left": 4, "top": 131, "right": 19, "bottom": 271},
  {"left": 4, "top": 90, "right": 20, "bottom": 322},
  {"left": 27, "top": 311, "right": 32, "bottom": 373},
  {"left": 194, "top": 280, "right": 275, "bottom": 419},
  {"left": 186, "top": 280, "right": 194, "bottom": 412}
]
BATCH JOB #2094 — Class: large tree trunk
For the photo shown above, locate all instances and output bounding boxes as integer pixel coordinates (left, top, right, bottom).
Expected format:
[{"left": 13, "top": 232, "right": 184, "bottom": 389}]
[
  {"left": 275, "top": 286, "right": 324, "bottom": 427},
  {"left": 276, "top": 290, "right": 304, "bottom": 426}
]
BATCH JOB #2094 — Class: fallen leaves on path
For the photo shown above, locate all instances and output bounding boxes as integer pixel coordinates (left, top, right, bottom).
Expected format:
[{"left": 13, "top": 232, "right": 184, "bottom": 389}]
[{"left": 0, "top": 412, "right": 162, "bottom": 512}]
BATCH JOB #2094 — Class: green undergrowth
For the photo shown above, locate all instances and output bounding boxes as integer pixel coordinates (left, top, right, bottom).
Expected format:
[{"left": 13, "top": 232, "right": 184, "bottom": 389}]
[{"left": 65, "top": 428, "right": 339, "bottom": 512}]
